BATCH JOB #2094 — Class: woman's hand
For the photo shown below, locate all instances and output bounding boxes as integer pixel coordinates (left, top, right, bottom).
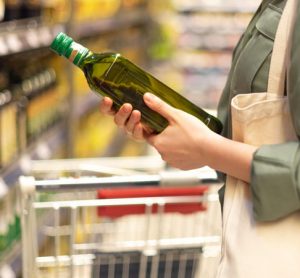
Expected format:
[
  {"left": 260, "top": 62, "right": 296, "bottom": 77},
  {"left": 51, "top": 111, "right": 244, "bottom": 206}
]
[
  {"left": 99, "top": 94, "right": 257, "bottom": 181},
  {"left": 99, "top": 94, "right": 217, "bottom": 170},
  {"left": 143, "top": 93, "right": 215, "bottom": 170}
]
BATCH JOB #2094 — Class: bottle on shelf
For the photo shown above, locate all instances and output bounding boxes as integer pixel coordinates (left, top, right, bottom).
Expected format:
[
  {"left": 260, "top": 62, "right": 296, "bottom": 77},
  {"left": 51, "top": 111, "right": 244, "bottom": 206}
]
[
  {"left": 21, "top": 0, "right": 42, "bottom": 19},
  {"left": 50, "top": 32, "right": 223, "bottom": 134},
  {"left": 42, "top": 0, "right": 70, "bottom": 24},
  {"left": 3, "top": 0, "right": 22, "bottom": 21},
  {"left": 0, "top": 88, "right": 18, "bottom": 168},
  {"left": 0, "top": 198, "right": 8, "bottom": 254},
  {"left": 0, "top": 0, "right": 4, "bottom": 22}
]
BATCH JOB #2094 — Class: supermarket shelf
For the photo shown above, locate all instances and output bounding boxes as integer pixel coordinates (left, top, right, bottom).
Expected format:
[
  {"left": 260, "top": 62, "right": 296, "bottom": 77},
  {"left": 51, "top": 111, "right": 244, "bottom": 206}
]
[
  {"left": 1, "top": 121, "right": 67, "bottom": 188},
  {"left": 172, "top": 2, "right": 258, "bottom": 14},
  {"left": 0, "top": 241, "right": 22, "bottom": 277},
  {"left": 74, "top": 9, "right": 151, "bottom": 39},
  {"left": 0, "top": 18, "right": 66, "bottom": 57}
]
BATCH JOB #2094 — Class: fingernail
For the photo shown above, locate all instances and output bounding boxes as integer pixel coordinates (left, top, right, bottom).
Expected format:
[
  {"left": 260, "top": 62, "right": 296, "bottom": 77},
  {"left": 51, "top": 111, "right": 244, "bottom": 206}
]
[
  {"left": 144, "top": 93, "right": 155, "bottom": 102},
  {"left": 123, "top": 104, "right": 132, "bottom": 113}
]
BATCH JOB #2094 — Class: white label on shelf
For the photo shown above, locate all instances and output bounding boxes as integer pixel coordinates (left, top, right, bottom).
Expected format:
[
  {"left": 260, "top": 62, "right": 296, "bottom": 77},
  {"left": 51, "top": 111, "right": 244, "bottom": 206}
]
[
  {"left": 36, "top": 142, "right": 51, "bottom": 160},
  {"left": 39, "top": 26, "right": 52, "bottom": 46},
  {"left": 0, "top": 265, "right": 15, "bottom": 278},
  {"left": 0, "top": 178, "right": 8, "bottom": 199},
  {"left": 20, "top": 154, "right": 32, "bottom": 175},
  {"left": 6, "top": 34, "right": 22, "bottom": 53},
  {"left": 26, "top": 29, "right": 40, "bottom": 48},
  {"left": 0, "top": 37, "right": 8, "bottom": 56},
  {"left": 53, "top": 24, "right": 65, "bottom": 37}
]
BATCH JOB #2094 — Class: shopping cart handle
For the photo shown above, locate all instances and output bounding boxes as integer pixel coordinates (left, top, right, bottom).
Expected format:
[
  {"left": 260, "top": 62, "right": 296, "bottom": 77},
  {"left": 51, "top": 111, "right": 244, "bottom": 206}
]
[
  {"left": 18, "top": 169, "right": 219, "bottom": 193},
  {"left": 159, "top": 169, "right": 217, "bottom": 186},
  {"left": 97, "top": 186, "right": 209, "bottom": 218}
]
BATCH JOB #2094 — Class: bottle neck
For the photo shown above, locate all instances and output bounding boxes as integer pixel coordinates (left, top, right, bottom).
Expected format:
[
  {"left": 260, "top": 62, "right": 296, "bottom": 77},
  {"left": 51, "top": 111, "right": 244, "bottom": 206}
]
[{"left": 65, "top": 41, "right": 91, "bottom": 67}]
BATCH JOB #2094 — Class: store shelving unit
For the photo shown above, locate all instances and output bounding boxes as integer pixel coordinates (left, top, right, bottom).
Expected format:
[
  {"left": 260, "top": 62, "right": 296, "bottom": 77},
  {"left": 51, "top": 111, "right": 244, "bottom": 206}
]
[
  {"left": 0, "top": 1, "right": 152, "bottom": 276},
  {"left": 74, "top": 8, "right": 150, "bottom": 38},
  {"left": 0, "top": 4, "right": 151, "bottom": 184},
  {"left": 171, "top": 0, "right": 260, "bottom": 14},
  {"left": 148, "top": 0, "right": 259, "bottom": 110},
  {"left": 0, "top": 19, "right": 66, "bottom": 57}
]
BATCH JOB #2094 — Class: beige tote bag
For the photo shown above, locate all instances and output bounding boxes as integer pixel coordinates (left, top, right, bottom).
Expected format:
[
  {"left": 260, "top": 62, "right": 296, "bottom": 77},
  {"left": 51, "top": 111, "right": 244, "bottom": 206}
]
[{"left": 216, "top": 0, "right": 300, "bottom": 277}]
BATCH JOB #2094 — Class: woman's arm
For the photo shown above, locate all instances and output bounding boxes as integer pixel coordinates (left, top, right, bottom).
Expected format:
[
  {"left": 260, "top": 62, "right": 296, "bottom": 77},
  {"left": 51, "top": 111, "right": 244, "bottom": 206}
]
[
  {"left": 142, "top": 93, "right": 258, "bottom": 183},
  {"left": 100, "top": 93, "right": 257, "bottom": 183}
]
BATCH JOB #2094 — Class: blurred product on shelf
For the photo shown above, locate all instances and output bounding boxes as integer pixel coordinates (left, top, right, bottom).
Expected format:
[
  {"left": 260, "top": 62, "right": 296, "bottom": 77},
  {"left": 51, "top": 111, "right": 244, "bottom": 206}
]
[
  {"left": 0, "top": 187, "right": 20, "bottom": 258},
  {"left": 9, "top": 57, "right": 62, "bottom": 145},
  {"left": 122, "top": 0, "right": 147, "bottom": 10},
  {"left": 42, "top": 0, "right": 70, "bottom": 24},
  {"left": 0, "top": 67, "right": 18, "bottom": 168},
  {"left": 0, "top": 89, "right": 18, "bottom": 168},
  {"left": 74, "top": 0, "right": 121, "bottom": 22},
  {"left": 0, "top": 52, "right": 69, "bottom": 172},
  {"left": 21, "top": 0, "right": 42, "bottom": 19},
  {"left": 148, "top": 22, "right": 175, "bottom": 61},
  {"left": 0, "top": 0, "right": 4, "bottom": 22},
  {"left": 74, "top": 108, "right": 118, "bottom": 158},
  {"left": 171, "top": 0, "right": 261, "bottom": 13},
  {"left": 148, "top": 0, "right": 256, "bottom": 110},
  {"left": 3, "top": 0, "right": 22, "bottom": 21},
  {"left": 2, "top": 0, "right": 70, "bottom": 23}
]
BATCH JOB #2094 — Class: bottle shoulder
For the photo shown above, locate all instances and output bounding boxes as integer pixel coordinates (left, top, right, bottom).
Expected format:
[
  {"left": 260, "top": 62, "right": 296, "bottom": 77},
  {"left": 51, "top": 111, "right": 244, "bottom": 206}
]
[{"left": 84, "top": 52, "right": 122, "bottom": 63}]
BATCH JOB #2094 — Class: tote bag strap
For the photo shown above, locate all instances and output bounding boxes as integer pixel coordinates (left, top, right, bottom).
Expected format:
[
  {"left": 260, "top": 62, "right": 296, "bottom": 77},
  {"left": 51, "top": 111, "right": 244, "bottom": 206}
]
[{"left": 267, "top": 0, "right": 297, "bottom": 97}]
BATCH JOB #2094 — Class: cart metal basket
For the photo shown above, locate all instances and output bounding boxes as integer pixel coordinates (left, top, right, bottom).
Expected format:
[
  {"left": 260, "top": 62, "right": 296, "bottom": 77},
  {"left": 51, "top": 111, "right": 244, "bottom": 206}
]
[{"left": 18, "top": 157, "right": 221, "bottom": 278}]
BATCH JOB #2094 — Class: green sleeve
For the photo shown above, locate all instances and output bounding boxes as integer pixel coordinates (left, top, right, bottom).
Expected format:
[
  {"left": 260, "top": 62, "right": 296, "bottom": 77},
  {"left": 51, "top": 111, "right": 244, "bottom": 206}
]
[
  {"left": 250, "top": 2, "right": 300, "bottom": 222},
  {"left": 251, "top": 143, "right": 300, "bottom": 221}
]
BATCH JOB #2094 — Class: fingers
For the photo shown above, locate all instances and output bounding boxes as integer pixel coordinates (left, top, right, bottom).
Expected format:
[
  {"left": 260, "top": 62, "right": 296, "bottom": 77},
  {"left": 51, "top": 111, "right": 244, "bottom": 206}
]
[
  {"left": 99, "top": 97, "right": 115, "bottom": 116},
  {"left": 126, "top": 110, "right": 141, "bottom": 133},
  {"left": 132, "top": 123, "right": 145, "bottom": 141},
  {"left": 124, "top": 111, "right": 146, "bottom": 141},
  {"left": 99, "top": 97, "right": 146, "bottom": 141},
  {"left": 114, "top": 103, "right": 133, "bottom": 128}
]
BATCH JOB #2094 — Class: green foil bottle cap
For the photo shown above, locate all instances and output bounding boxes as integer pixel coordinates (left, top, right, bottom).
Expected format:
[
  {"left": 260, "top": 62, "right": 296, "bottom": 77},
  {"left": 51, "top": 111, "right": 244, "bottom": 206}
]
[
  {"left": 50, "top": 32, "right": 90, "bottom": 66},
  {"left": 50, "top": 32, "right": 73, "bottom": 57}
]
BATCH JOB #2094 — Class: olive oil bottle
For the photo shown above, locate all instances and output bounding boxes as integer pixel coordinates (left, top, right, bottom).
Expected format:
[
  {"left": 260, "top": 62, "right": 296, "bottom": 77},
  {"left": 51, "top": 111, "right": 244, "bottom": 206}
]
[{"left": 50, "top": 32, "right": 223, "bottom": 133}]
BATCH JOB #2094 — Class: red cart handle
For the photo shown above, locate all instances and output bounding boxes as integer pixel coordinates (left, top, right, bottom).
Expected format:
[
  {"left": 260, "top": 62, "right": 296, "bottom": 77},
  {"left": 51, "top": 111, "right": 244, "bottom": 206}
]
[{"left": 97, "top": 186, "right": 208, "bottom": 219}]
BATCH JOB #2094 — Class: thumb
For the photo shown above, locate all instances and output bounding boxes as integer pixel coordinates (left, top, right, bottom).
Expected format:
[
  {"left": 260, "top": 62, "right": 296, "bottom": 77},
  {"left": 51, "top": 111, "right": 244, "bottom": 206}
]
[{"left": 143, "top": 93, "right": 177, "bottom": 122}]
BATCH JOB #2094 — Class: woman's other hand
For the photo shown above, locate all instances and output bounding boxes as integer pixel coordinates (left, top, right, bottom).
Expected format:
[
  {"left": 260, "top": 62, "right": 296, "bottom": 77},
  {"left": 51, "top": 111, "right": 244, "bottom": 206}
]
[{"left": 99, "top": 97, "right": 146, "bottom": 141}]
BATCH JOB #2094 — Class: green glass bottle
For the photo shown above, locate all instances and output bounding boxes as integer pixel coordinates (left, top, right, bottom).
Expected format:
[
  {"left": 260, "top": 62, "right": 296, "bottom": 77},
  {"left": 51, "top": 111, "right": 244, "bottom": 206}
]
[{"left": 50, "top": 32, "right": 223, "bottom": 134}]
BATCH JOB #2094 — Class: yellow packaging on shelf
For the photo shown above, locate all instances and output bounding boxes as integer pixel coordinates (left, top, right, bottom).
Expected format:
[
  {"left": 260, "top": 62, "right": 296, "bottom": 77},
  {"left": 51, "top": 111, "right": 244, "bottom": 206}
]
[
  {"left": 74, "top": 0, "right": 121, "bottom": 22},
  {"left": 0, "top": 103, "right": 18, "bottom": 168},
  {"left": 74, "top": 110, "right": 118, "bottom": 158},
  {"left": 42, "top": 0, "right": 71, "bottom": 24}
]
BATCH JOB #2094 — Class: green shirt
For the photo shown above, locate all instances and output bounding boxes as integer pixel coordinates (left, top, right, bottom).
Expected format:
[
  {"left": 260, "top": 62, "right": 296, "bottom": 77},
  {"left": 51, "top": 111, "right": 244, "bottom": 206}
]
[{"left": 217, "top": 0, "right": 300, "bottom": 221}]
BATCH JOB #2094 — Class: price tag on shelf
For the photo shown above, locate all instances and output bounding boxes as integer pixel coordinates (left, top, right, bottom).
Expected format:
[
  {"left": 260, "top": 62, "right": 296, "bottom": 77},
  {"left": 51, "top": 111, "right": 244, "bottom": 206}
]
[
  {"left": 6, "top": 33, "right": 22, "bottom": 53},
  {"left": 36, "top": 141, "right": 51, "bottom": 160},
  {"left": 0, "top": 178, "right": 8, "bottom": 199},
  {"left": 39, "top": 26, "right": 53, "bottom": 46},
  {"left": 52, "top": 24, "right": 65, "bottom": 38},
  {"left": 0, "top": 37, "right": 9, "bottom": 56},
  {"left": 0, "top": 265, "right": 15, "bottom": 278},
  {"left": 19, "top": 154, "right": 32, "bottom": 175},
  {"left": 26, "top": 29, "right": 40, "bottom": 48}
]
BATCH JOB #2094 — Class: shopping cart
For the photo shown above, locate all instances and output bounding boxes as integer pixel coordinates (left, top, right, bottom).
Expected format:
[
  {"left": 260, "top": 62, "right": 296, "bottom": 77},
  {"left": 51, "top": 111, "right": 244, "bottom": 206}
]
[{"left": 18, "top": 157, "right": 221, "bottom": 278}]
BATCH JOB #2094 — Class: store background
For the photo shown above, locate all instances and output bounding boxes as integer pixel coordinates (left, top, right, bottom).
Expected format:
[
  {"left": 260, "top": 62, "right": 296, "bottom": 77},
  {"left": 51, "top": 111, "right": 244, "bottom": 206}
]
[{"left": 0, "top": 0, "right": 260, "bottom": 277}]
